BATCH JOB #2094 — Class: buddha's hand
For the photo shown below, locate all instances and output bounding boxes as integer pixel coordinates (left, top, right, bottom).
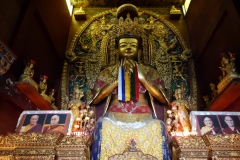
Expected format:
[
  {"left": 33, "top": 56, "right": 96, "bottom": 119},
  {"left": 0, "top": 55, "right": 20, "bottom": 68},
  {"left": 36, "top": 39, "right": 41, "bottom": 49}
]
[{"left": 121, "top": 58, "right": 137, "bottom": 74}]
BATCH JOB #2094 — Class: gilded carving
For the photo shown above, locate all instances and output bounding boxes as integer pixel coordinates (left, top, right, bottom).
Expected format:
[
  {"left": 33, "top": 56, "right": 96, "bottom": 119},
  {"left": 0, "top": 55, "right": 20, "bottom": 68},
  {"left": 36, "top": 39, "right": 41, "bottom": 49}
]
[
  {"left": 14, "top": 155, "right": 55, "bottom": 160},
  {"left": 0, "top": 134, "right": 91, "bottom": 159}
]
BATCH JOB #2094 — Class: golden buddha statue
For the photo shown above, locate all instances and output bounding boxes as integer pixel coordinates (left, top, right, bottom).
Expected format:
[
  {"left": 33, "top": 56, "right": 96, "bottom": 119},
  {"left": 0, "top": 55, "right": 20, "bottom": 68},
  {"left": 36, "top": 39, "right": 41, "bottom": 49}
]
[
  {"left": 203, "top": 95, "right": 210, "bottom": 106},
  {"left": 38, "top": 75, "right": 51, "bottom": 103},
  {"left": 68, "top": 84, "right": 84, "bottom": 120},
  {"left": 217, "top": 52, "right": 240, "bottom": 93},
  {"left": 64, "top": 4, "right": 195, "bottom": 158},
  {"left": 90, "top": 33, "right": 171, "bottom": 160},
  {"left": 19, "top": 60, "right": 38, "bottom": 91},
  {"left": 49, "top": 89, "right": 58, "bottom": 110},
  {"left": 209, "top": 83, "right": 218, "bottom": 99},
  {"left": 171, "top": 87, "right": 191, "bottom": 132},
  {"left": 219, "top": 52, "right": 238, "bottom": 78}
]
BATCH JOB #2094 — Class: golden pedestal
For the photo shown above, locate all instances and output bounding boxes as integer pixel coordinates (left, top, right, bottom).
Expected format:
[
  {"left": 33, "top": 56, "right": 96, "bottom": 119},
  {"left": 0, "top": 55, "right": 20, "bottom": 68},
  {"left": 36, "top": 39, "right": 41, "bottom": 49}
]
[
  {"left": 172, "top": 136, "right": 209, "bottom": 160},
  {"left": 56, "top": 135, "right": 92, "bottom": 160},
  {"left": 0, "top": 133, "right": 92, "bottom": 159},
  {"left": 10, "top": 133, "right": 63, "bottom": 160},
  {"left": 0, "top": 135, "right": 15, "bottom": 160},
  {"left": 173, "top": 134, "right": 240, "bottom": 159},
  {"left": 202, "top": 134, "right": 240, "bottom": 159}
]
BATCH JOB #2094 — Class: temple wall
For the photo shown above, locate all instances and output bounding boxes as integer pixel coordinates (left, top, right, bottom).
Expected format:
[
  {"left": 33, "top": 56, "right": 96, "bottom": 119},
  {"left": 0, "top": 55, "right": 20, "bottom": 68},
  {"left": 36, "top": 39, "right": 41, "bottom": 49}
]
[{"left": 185, "top": 0, "right": 240, "bottom": 110}]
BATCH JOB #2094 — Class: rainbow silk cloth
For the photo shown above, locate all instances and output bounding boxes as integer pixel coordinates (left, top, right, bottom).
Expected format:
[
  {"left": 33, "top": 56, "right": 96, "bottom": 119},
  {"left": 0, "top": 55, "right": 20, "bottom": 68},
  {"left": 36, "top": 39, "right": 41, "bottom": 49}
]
[{"left": 118, "top": 64, "right": 139, "bottom": 102}]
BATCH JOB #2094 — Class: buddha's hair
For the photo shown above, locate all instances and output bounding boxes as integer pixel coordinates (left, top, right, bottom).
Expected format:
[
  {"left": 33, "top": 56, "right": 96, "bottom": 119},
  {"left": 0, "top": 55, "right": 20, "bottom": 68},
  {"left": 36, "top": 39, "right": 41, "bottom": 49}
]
[{"left": 115, "top": 34, "right": 142, "bottom": 50}]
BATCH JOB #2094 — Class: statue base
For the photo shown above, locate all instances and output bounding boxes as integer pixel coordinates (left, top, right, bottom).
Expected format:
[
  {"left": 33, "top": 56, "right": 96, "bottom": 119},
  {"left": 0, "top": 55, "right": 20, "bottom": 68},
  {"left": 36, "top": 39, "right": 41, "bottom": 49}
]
[
  {"left": 0, "top": 133, "right": 91, "bottom": 160},
  {"left": 172, "top": 134, "right": 240, "bottom": 159}
]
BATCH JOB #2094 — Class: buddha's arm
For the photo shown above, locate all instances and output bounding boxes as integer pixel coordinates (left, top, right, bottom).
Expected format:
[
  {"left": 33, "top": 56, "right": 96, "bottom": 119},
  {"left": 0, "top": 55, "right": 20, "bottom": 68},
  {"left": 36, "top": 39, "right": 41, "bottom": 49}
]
[
  {"left": 90, "top": 80, "right": 118, "bottom": 105},
  {"left": 138, "top": 64, "right": 169, "bottom": 104}
]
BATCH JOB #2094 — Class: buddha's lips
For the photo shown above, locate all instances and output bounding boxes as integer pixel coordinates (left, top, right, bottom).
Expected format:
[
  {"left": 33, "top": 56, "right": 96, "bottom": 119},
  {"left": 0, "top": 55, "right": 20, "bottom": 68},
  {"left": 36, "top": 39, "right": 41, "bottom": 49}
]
[{"left": 126, "top": 51, "right": 132, "bottom": 54}]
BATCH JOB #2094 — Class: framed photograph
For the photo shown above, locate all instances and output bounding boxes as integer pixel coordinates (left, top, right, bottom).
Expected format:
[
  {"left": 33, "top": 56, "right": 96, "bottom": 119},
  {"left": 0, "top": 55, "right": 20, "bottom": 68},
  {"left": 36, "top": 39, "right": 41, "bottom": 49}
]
[
  {"left": 218, "top": 115, "right": 240, "bottom": 135},
  {"left": 190, "top": 111, "right": 240, "bottom": 136},
  {"left": 196, "top": 115, "right": 222, "bottom": 136},
  {"left": 16, "top": 110, "right": 74, "bottom": 135}
]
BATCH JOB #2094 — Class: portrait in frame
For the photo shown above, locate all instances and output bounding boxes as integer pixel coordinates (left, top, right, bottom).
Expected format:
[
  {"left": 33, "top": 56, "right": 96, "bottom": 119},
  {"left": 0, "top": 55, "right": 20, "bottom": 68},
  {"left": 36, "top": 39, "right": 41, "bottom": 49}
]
[
  {"left": 190, "top": 111, "right": 240, "bottom": 136},
  {"left": 42, "top": 114, "right": 68, "bottom": 134},
  {"left": 196, "top": 115, "right": 222, "bottom": 136},
  {"left": 18, "top": 114, "right": 45, "bottom": 133},
  {"left": 218, "top": 115, "right": 240, "bottom": 135},
  {"left": 16, "top": 110, "right": 74, "bottom": 135}
]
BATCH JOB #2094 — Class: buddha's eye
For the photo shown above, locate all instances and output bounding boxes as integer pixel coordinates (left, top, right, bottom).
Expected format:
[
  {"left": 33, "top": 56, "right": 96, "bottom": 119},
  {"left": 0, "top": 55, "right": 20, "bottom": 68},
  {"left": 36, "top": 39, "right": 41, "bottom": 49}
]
[
  {"left": 130, "top": 43, "right": 137, "bottom": 48},
  {"left": 131, "top": 44, "right": 137, "bottom": 48},
  {"left": 119, "top": 43, "right": 127, "bottom": 48}
]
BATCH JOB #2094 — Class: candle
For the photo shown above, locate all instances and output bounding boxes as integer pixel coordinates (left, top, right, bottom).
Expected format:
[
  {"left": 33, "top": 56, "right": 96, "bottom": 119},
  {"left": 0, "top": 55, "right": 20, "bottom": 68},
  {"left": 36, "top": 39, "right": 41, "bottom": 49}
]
[
  {"left": 167, "top": 110, "right": 172, "bottom": 114},
  {"left": 76, "top": 117, "right": 81, "bottom": 121},
  {"left": 74, "top": 124, "right": 80, "bottom": 128}
]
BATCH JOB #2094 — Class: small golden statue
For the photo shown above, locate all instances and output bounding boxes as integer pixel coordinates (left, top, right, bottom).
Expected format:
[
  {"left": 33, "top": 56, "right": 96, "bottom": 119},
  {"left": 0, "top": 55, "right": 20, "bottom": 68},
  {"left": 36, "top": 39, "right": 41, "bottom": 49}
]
[
  {"left": 38, "top": 75, "right": 51, "bottom": 103},
  {"left": 68, "top": 84, "right": 84, "bottom": 120},
  {"left": 49, "top": 89, "right": 58, "bottom": 110},
  {"left": 203, "top": 95, "right": 210, "bottom": 106},
  {"left": 217, "top": 52, "right": 240, "bottom": 93},
  {"left": 19, "top": 60, "right": 38, "bottom": 91},
  {"left": 170, "top": 5, "right": 181, "bottom": 14},
  {"left": 209, "top": 83, "right": 218, "bottom": 99},
  {"left": 219, "top": 52, "right": 238, "bottom": 78},
  {"left": 172, "top": 87, "right": 191, "bottom": 132},
  {"left": 75, "top": 7, "right": 85, "bottom": 14}
]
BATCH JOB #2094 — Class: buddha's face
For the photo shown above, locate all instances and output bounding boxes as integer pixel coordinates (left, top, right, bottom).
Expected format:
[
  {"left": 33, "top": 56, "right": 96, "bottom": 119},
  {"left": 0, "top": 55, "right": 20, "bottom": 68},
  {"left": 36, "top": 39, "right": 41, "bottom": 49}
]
[{"left": 118, "top": 38, "right": 138, "bottom": 60}]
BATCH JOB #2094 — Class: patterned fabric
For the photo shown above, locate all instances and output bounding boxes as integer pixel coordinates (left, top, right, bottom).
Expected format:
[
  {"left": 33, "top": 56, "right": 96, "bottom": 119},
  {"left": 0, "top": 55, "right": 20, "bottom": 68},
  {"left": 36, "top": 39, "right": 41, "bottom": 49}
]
[
  {"left": 91, "top": 114, "right": 171, "bottom": 160},
  {"left": 108, "top": 112, "right": 150, "bottom": 123}
]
